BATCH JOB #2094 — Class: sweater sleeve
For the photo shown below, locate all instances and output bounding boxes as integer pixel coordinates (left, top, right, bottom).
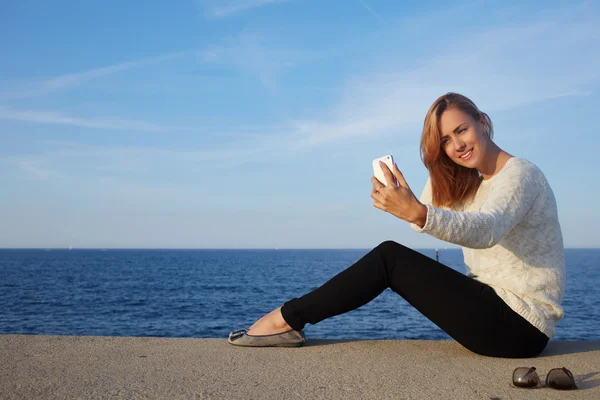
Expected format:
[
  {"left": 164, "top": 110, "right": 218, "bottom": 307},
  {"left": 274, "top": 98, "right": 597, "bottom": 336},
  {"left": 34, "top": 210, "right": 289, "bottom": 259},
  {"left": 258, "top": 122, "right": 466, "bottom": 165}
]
[
  {"left": 410, "top": 177, "right": 433, "bottom": 231},
  {"left": 410, "top": 161, "right": 541, "bottom": 249}
]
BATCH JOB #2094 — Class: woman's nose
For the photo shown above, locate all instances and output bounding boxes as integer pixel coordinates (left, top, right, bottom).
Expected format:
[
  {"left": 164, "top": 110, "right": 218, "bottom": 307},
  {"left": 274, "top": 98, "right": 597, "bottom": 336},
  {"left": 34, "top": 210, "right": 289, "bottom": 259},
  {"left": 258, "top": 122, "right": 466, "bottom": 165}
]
[{"left": 453, "top": 138, "right": 466, "bottom": 152}]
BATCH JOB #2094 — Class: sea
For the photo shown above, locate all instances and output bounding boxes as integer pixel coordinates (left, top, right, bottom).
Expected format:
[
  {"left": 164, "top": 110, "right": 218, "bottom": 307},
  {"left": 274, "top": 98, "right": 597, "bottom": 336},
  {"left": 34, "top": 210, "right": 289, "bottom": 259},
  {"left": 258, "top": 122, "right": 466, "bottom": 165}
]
[{"left": 0, "top": 248, "right": 598, "bottom": 341}]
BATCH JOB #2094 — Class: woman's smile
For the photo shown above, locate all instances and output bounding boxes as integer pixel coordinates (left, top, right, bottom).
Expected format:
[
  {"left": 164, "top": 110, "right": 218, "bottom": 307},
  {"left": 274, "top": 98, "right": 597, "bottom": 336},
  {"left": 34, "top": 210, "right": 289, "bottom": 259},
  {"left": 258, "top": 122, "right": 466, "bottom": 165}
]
[{"left": 460, "top": 148, "right": 474, "bottom": 160}]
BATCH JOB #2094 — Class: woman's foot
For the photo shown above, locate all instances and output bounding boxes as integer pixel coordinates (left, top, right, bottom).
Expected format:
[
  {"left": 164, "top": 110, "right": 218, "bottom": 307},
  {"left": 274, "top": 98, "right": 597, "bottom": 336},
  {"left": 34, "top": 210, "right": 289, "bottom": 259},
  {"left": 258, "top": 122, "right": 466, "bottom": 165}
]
[{"left": 246, "top": 306, "right": 294, "bottom": 336}]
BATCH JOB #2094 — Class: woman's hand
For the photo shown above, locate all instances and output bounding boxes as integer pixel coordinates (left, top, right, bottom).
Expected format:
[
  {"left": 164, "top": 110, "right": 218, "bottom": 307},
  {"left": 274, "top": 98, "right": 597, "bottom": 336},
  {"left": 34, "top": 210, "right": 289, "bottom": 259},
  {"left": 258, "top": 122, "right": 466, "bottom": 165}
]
[{"left": 371, "top": 162, "right": 428, "bottom": 226}]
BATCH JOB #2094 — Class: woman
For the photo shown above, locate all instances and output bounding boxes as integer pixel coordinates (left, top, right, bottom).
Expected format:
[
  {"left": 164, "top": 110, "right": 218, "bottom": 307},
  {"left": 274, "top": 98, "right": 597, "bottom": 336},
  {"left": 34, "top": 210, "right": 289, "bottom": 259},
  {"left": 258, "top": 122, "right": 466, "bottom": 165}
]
[{"left": 228, "top": 92, "right": 565, "bottom": 358}]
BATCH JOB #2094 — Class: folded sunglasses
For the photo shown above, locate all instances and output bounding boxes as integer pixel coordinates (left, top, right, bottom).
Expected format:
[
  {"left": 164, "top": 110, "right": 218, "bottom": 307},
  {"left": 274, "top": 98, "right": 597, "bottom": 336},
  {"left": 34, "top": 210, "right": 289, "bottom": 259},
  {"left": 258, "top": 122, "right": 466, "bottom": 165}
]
[{"left": 512, "top": 367, "right": 577, "bottom": 390}]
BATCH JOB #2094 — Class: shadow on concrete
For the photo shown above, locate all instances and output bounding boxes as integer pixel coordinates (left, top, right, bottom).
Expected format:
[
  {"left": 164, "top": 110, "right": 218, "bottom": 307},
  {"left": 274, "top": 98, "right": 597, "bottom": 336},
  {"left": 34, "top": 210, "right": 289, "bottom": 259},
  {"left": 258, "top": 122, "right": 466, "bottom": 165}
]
[
  {"left": 304, "top": 339, "right": 600, "bottom": 354},
  {"left": 304, "top": 339, "right": 356, "bottom": 346},
  {"left": 538, "top": 341, "right": 600, "bottom": 357},
  {"left": 575, "top": 372, "right": 600, "bottom": 390},
  {"left": 300, "top": 339, "right": 600, "bottom": 390},
  {"left": 302, "top": 338, "right": 394, "bottom": 347}
]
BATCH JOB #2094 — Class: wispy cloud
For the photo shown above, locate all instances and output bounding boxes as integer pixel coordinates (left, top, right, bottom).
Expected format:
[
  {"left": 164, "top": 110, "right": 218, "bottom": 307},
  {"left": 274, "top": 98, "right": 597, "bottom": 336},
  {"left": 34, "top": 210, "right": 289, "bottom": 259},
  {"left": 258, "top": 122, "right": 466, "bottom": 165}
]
[
  {"left": 2, "top": 32, "right": 317, "bottom": 100},
  {"left": 31, "top": 139, "right": 268, "bottom": 167},
  {"left": 201, "top": 0, "right": 292, "bottom": 18},
  {"left": 357, "top": 0, "right": 387, "bottom": 25},
  {"left": 197, "top": 32, "right": 323, "bottom": 91},
  {"left": 270, "top": 4, "right": 600, "bottom": 148},
  {"left": 4, "top": 139, "right": 260, "bottom": 184},
  {"left": 0, "top": 107, "right": 187, "bottom": 132},
  {"left": 15, "top": 159, "right": 62, "bottom": 180},
  {"left": 1, "top": 50, "right": 191, "bottom": 99},
  {"left": 5, "top": 3, "right": 599, "bottom": 177}
]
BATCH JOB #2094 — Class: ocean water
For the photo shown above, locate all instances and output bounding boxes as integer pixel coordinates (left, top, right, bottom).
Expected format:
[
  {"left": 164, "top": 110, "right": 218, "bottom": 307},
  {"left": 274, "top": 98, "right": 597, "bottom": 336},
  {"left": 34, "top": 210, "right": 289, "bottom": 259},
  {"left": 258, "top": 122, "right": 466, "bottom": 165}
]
[{"left": 0, "top": 248, "right": 598, "bottom": 341}]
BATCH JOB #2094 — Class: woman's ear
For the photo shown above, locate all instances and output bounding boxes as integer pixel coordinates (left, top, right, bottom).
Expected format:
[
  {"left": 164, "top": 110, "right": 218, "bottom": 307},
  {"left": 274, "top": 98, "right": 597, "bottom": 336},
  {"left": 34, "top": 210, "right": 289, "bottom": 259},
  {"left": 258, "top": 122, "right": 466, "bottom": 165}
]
[{"left": 479, "top": 117, "right": 488, "bottom": 136}]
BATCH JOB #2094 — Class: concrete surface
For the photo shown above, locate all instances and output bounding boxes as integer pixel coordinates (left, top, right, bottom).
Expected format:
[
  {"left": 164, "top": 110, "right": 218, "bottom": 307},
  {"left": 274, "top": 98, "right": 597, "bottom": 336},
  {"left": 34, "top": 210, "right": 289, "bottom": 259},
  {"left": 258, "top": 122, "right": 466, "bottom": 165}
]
[{"left": 1, "top": 335, "right": 599, "bottom": 399}]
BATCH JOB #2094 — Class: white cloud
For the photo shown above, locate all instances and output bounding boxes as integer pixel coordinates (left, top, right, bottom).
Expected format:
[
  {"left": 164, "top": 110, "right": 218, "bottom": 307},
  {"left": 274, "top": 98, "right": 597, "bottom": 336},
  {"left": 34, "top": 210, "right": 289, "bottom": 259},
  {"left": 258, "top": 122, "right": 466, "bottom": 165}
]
[
  {"left": 198, "top": 32, "right": 323, "bottom": 91},
  {"left": 357, "top": 0, "right": 387, "bottom": 25},
  {"left": 200, "top": 0, "right": 292, "bottom": 18},
  {"left": 26, "top": 139, "right": 268, "bottom": 172},
  {"left": 15, "top": 159, "right": 62, "bottom": 180},
  {"left": 1, "top": 32, "right": 318, "bottom": 101},
  {"left": 5, "top": 3, "right": 599, "bottom": 176},
  {"left": 1, "top": 50, "right": 191, "bottom": 99},
  {"left": 0, "top": 107, "right": 187, "bottom": 132},
  {"left": 269, "top": 4, "right": 600, "bottom": 149},
  {"left": 3, "top": 139, "right": 268, "bottom": 187}
]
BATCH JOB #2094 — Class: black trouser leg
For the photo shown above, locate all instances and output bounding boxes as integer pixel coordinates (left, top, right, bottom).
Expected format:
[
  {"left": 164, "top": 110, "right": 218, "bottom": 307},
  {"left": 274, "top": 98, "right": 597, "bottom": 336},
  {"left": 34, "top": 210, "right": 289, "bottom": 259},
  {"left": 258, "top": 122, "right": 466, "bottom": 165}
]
[{"left": 280, "top": 241, "right": 548, "bottom": 358}]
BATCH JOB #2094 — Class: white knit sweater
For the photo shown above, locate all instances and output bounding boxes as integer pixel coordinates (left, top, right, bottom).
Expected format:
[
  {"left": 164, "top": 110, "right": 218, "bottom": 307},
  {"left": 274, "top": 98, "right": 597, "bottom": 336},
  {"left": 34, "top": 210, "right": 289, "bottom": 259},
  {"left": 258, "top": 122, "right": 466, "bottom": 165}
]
[{"left": 411, "top": 157, "right": 565, "bottom": 338}]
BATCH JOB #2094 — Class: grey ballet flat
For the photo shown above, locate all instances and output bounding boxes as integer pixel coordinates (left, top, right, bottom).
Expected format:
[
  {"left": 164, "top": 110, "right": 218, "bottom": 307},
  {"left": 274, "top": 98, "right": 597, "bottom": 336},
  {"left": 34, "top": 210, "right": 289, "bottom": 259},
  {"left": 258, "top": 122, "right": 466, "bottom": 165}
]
[{"left": 227, "top": 327, "right": 307, "bottom": 347}]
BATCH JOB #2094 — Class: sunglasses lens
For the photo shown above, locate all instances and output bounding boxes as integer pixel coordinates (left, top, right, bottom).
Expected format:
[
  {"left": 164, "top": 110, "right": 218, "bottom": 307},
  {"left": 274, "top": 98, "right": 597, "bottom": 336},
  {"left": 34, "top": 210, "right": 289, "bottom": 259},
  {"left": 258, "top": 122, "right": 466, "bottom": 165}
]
[
  {"left": 547, "top": 369, "right": 576, "bottom": 390},
  {"left": 513, "top": 367, "right": 539, "bottom": 388}
]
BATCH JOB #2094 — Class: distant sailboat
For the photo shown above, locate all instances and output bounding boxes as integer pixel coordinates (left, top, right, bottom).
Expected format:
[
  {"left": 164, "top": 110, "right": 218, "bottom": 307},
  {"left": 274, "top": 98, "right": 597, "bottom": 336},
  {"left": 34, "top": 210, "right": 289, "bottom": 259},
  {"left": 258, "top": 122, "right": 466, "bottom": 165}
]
[{"left": 69, "top": 245, "right": 72, "bottom": 251}]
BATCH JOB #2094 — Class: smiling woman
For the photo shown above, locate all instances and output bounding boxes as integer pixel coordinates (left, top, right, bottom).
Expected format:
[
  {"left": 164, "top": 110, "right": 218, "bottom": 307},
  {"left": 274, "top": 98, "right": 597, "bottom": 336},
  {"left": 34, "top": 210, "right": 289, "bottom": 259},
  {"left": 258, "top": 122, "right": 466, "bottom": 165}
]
[
  {"left": 228, "top": 92, "right": 566, "bottom": 361},
  {"left": 421, "top": 93, "right": 500, "bottom": 208}
]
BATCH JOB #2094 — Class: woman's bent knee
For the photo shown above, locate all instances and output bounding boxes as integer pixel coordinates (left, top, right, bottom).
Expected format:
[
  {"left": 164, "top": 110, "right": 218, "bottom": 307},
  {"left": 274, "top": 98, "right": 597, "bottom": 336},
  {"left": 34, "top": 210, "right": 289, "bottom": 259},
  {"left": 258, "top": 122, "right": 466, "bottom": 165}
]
[
  {"left": 376, "top": 240, "right": 413, "bottom": 256},
  {"left": 377, "top": 240, "right": 402, "bottom": 252}
]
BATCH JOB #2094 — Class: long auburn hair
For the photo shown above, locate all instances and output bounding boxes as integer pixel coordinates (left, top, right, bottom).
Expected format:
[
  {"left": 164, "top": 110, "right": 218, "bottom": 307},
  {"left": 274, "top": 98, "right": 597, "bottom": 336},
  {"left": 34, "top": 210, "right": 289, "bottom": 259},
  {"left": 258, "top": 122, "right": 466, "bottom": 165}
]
[{"left": 420, "top": 93, "right": 493, "bottom": 208}]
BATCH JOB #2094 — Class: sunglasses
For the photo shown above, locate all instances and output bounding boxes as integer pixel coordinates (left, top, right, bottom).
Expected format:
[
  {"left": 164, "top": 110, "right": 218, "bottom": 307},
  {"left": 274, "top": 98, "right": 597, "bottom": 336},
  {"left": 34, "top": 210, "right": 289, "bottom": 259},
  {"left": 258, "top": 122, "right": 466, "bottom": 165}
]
[{"left": 512, "top": 367, "right": 577, "bottom": 390}]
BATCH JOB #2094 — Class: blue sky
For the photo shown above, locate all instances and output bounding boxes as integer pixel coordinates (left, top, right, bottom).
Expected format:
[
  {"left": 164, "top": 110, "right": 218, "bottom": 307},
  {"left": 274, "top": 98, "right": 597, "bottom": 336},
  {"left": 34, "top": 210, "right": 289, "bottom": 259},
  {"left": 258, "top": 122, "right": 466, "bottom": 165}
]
[{"left": 1, "top": 0, "right": 599, "bottom": 249}]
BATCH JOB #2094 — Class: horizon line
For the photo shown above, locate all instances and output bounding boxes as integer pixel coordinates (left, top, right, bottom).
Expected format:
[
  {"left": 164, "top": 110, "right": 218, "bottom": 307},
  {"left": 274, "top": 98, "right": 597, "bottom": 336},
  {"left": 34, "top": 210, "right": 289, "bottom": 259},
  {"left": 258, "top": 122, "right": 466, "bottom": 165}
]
[{"left": 0, "top": 247, "right": 597, "bottom": 250}]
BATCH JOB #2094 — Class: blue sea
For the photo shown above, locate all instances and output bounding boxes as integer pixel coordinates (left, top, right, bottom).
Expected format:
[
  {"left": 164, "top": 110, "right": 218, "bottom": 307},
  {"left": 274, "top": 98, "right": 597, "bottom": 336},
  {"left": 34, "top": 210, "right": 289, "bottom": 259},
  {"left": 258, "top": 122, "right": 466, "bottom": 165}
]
[{"left": 0, "top": 248, "right": 598, "bottom": 341}]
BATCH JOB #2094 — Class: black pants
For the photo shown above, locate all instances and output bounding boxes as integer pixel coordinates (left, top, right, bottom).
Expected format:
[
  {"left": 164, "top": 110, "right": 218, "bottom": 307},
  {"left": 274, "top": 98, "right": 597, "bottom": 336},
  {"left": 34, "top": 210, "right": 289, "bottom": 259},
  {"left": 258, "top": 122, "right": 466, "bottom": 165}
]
[{"left": 280, "top": 241, "right": 549, "bottom": 358}]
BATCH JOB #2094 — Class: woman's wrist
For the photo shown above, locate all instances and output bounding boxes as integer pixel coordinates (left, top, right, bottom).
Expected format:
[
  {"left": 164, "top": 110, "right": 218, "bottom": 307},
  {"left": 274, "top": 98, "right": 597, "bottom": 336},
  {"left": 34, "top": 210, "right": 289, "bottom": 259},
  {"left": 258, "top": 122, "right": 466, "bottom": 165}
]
[{"left": 411, "top": 202, "right": 428, "bottom": 227}]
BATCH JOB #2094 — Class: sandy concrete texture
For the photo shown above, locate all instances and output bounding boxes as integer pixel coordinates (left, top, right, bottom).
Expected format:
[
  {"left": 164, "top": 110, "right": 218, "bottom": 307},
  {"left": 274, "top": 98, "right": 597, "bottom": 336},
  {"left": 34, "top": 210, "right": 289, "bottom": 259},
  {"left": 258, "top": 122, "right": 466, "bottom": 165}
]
[{"left": 1, "top": 335, "right": 599, "bottom": 399}]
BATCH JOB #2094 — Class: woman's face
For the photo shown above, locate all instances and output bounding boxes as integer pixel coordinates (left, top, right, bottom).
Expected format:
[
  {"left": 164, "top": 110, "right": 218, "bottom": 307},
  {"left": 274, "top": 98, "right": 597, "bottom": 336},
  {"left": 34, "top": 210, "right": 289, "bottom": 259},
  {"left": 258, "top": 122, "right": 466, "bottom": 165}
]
[{"left": 439, "top": 107, "right": 487, "bottom": 169}]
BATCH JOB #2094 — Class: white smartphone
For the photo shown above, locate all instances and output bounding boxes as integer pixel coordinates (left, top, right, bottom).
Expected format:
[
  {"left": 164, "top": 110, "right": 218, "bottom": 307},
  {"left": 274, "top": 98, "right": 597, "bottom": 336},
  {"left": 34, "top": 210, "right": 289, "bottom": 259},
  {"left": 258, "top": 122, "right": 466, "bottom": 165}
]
[{"left": 372, "top": 154, "right": 397, "bottom": 187}]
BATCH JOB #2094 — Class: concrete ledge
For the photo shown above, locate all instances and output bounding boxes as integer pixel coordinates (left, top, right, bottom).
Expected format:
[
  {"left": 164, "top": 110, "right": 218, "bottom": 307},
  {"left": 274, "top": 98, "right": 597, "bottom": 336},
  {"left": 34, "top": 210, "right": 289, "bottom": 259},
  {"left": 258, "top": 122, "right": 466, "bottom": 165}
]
[{"left": 1, "top": 335, "right": 599, "bottom": 399}]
